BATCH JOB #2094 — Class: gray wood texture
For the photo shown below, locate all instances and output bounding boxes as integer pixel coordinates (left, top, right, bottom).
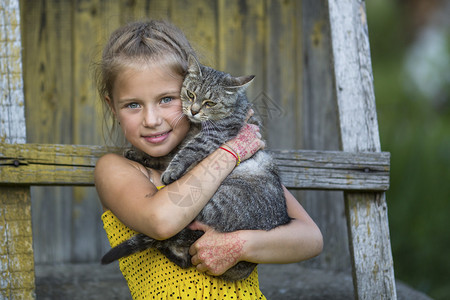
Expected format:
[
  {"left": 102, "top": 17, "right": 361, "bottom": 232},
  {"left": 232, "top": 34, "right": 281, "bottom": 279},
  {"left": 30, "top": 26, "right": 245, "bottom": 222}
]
[
  {"left": 327, "top": 0, "right": 397, "bottom": 299},
  {"left": 0, "top": 0, "right": 26, "bottom": 144},
  {"left": 0, "top": 0, "right": 35, "bottom": 298},
  {"left": 302, "top": 0, "right": 351, "bottom": 272}
]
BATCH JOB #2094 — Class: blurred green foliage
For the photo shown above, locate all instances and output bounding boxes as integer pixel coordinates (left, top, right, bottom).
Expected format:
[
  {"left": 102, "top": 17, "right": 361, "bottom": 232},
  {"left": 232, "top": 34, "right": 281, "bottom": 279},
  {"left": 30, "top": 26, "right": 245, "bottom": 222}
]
[{"left": 366, "top": 1, "right": 450, "bottom": 299}]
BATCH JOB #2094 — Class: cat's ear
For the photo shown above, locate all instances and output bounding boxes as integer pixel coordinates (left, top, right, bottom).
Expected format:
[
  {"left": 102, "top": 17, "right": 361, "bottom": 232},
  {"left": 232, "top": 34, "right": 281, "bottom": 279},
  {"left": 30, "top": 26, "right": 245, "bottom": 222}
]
[
  {"left": 187, "top": 55, "right": 202, "bottom": 77},
  {"left": 234, "top": 75, "right": 255, "bottom": 88},
  {"left": 224, "top": 75, "right": 255, "bottom": 94}
]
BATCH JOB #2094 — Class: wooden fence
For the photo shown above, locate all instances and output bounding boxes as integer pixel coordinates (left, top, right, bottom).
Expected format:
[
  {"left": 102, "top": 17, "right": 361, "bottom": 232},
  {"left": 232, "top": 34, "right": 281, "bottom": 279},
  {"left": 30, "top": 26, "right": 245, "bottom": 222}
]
[{"left": 1, "top": 0, "right": 397, "bottom": 298}]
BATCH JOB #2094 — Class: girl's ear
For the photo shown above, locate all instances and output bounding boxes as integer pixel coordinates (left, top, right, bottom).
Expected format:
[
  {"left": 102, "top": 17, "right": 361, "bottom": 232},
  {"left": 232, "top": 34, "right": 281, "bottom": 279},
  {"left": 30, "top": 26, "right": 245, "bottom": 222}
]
[
  {"left": 105, "top": 97, "right": 122, "bottom": 126},
  {"left": 105, "top": 96, "right": 116, "bottom": 116}
]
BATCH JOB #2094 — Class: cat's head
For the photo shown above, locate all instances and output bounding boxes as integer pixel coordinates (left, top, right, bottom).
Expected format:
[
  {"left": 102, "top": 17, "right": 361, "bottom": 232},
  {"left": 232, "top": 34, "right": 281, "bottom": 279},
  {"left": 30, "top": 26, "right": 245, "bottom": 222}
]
[{"left": 180, "top": 56, "right": 254, "bottom": 123}]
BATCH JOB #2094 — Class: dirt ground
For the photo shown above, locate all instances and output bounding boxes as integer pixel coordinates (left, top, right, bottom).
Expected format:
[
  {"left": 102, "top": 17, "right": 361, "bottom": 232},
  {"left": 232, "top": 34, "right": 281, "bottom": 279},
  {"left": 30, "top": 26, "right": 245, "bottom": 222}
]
[{"left": 35, "top": 263, "right": 432, "bottom": 299}]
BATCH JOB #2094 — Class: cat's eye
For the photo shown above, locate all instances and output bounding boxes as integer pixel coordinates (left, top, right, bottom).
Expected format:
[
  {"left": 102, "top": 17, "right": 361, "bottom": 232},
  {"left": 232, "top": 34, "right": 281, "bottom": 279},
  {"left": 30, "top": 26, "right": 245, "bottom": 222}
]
[
  {"left": 186, "top": 90, "right": 195, "bottom": 101},
  {"left": 204, "top": 101, "right": 216, "bottom": 107}
]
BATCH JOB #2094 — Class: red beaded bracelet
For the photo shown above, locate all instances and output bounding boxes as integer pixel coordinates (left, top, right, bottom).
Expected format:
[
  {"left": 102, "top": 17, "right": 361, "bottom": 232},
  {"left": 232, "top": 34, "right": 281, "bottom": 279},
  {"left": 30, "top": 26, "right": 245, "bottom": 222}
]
[{"left": 219, "top": 146, "right": 241, "bottom": 166}]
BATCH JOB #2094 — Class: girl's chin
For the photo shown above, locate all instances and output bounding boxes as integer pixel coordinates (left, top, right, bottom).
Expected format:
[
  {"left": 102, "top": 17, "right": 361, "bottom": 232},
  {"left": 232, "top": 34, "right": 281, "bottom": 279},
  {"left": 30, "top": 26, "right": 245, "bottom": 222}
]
[{"left": 137, "top": 142, "right": 173, "bottom": 158}]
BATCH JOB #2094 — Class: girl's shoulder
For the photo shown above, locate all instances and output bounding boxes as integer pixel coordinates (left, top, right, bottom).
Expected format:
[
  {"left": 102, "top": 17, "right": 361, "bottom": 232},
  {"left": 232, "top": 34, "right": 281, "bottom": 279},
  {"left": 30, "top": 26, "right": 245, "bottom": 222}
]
[
  {"left": 95, "top": 152, "right": 161, "bottom": 185},
  {"left": 95, "top": 153, "right": 161, "bottom": 212}
]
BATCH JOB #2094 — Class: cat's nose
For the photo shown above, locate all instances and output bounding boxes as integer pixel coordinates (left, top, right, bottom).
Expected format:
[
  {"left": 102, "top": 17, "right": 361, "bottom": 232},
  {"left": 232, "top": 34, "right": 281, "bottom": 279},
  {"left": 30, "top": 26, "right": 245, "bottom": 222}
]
[{"left": 190, "top": 103, "right": 201, "bottom": 116}]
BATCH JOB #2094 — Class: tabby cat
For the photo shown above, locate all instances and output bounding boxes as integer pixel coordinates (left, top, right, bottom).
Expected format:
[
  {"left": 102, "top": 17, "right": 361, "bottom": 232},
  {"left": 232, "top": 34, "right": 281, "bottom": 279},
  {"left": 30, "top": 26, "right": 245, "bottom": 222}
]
[{"left": 101, "top": 56, "right": 291, "bottom": 281}]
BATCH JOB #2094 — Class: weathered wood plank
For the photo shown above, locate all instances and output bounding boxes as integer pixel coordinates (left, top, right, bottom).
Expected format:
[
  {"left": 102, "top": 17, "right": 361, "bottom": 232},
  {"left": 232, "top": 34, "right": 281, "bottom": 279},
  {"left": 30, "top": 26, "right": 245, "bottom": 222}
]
[
  {"left": 19, "top": 0, "right": 77, "bottom": 264},
  {"left": 300, "top": 0, "right": 350, "bottom": 272},
  {"left": 327, "top": 0, "right": 397, "bottom": 299},
  {"left": 264, "top": 0, "right": 301, "bottom": 149},
  {"left": 120, "top": 0, "right": 169, "bottom": 24},
  {"left": 0, "top": 187, "right": 35, "bottom": 300},
  {"left": 20, "top": 0, "right": 74, "bottom": 144},
  {"left": 216, "top": 0, "right": 266, "bottom": 129},
  {"left": 0, "top": 0, "right": 35, "bottom": 298},
  {"left": 171, "top": 0, "right": 217, "bottom": 67},
  {"left": 275, "top": 150, "right": 390, "bottom": 171},
  {"left": 0, "top": 0, "right": 26, "bottom": 144},
  {"left": 72, "top": 0, "right": 110, "bottom": 263},
  {"left": 0, "top": 143, "right": 390, "bottom": 191},
  {"left": 275, "top": 150, "right": 390, "bottom": 191},
  {"left": 0, "top": 143, "right": 116, "bottom": 186}
]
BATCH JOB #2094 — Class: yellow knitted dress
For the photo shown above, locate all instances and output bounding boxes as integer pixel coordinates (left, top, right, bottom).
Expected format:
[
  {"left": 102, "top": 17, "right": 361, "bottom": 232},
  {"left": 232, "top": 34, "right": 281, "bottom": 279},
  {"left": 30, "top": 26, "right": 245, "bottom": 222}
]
[{"left": 102, "top": 210, "right": 267, "bottom": 300}]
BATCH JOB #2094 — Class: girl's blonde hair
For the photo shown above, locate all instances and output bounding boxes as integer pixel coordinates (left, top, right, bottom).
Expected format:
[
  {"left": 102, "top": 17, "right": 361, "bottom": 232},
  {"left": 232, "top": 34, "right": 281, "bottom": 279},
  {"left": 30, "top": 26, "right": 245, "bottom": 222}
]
[{"left": 95, "top": 20, "right": 196, "bottom": 143}]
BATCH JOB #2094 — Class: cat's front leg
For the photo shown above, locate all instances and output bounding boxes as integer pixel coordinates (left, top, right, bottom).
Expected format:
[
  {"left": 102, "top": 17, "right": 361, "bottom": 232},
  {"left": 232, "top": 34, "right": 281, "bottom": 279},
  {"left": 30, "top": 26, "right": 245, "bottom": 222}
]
[
  {"left": 161, "top": 146, "right": 212, "bottom": 184},
  {"left": 161, "top": 137, "right": 219, "bottom": 184},
  {"left": 161, "top": 157, "right": 189, "bottom": 185}
]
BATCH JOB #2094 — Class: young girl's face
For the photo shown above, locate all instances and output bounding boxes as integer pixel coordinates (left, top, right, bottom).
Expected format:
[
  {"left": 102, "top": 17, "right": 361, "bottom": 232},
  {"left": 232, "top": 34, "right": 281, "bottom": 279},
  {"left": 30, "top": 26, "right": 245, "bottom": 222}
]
[{"left": 109, "top": 63, "right": 190, "bottom": 157}]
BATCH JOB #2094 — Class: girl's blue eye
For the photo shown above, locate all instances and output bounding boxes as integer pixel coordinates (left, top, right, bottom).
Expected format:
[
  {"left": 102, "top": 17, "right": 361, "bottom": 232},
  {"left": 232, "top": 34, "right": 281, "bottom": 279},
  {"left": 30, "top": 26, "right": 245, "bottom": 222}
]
[
  {"left": 127, "top": 103, "right": 140, "bottom": 109},
  {"left": 161, "top": 97, "right": 173, "bottom": 104}
]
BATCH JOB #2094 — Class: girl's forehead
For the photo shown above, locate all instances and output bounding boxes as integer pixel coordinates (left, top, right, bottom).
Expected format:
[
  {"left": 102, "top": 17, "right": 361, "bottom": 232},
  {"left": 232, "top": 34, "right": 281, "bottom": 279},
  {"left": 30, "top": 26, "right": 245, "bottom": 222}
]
[
  {"left": 118, "top": 59, "right": 183, "bottom": 82},
  {"left": 113, "top": 63, "right": 183, "bottom": 98}
]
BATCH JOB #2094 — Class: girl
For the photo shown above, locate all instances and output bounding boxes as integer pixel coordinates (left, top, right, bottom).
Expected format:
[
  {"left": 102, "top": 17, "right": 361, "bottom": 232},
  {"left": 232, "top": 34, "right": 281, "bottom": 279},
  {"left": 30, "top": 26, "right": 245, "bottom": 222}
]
[{"left": 94, "top": 20, "right": 323, "bottom": 299}]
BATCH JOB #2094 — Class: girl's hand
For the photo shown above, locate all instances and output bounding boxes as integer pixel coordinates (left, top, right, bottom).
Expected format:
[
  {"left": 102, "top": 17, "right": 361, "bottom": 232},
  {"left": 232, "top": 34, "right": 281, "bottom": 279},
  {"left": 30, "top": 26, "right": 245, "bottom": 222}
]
[
  {"left": 188, "top": 221, "right": 246, "bottom": 276},
  {"left": 225, "top": 110, "right": 264, "bottom": 162}
]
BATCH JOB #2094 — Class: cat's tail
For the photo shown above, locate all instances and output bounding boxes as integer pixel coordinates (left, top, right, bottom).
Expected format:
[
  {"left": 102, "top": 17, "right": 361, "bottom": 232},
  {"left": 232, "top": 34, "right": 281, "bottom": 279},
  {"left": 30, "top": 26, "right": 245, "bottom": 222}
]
[{"left": 101, "top": 233, "right": 155, "bottom": 264}]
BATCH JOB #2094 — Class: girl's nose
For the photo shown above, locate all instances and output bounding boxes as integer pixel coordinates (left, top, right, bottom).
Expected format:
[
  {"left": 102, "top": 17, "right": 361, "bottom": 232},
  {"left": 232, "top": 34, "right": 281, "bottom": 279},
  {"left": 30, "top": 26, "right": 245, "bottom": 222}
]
[{"left": 142, "top": 107, "right": 162, "bottom": 128}]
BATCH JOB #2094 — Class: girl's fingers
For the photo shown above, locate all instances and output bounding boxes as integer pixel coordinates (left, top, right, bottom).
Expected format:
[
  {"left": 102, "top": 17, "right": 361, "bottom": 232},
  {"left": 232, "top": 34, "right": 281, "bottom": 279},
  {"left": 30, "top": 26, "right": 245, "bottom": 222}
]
[
  {"left": 191, "top": 254, "right": 200, "bottom": 266},
  {"left": 245, "top": 108, "right": 254, "bottom": 122},
  {"left": 196, "top": 263, "right": 207, "bottom": 273}
]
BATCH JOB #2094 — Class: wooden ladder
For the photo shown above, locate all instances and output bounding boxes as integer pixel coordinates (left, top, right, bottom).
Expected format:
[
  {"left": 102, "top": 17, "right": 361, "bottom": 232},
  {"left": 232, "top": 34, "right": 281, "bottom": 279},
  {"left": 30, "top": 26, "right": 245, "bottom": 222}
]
[{"left": 0, "top": 0, "right": 396, "bottom": 299}]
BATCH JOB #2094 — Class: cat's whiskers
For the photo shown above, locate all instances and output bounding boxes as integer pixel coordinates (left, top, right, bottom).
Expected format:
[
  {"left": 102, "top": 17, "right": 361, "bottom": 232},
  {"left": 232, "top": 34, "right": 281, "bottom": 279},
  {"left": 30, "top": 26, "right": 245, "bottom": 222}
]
[
  {"left": 168, "top": 111, "right": 186, "bottom": 129},
  {"left": 205, "top": 119, "right": 223, "bottom": 135}
]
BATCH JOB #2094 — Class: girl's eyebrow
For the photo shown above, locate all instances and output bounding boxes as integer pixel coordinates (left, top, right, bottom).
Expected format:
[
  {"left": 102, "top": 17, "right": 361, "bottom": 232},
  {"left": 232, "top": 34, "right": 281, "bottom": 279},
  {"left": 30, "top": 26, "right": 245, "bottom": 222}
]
[
  {"left": 158, "top": 89, "right": 181, "bottom": 97},
  {"left": 117, "top": 97, "right": 139, "bottom": 104},
  {"left": 153, "top": 90, "right": 182, "bottom": 101},
  {"left": 117, "top": 90, "right": 181, "bottom": 103}
]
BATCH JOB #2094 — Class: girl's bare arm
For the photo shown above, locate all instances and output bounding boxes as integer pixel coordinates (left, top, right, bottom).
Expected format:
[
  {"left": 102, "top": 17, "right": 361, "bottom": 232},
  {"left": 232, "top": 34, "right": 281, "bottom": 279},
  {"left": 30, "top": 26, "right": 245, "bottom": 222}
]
[
  {"left": 95, "top": 124, "right": 262, "bottom": 240},
  {"left": 189, "top": 186, "right": 323, "bottom": 276}
]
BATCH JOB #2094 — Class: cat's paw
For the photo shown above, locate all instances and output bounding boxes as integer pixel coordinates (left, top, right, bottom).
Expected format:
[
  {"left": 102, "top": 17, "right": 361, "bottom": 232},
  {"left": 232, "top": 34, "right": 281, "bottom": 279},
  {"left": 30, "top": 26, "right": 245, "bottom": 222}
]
[
  {"left": 124, "top": 148, "right": 138, "bottom": 161},
  {"left": 161, "top": 169, "right": 178, "bottom": 185}
]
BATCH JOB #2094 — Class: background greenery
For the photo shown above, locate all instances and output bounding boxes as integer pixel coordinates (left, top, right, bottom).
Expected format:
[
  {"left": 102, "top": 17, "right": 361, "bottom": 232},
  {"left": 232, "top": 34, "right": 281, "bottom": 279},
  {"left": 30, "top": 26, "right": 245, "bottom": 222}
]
[{"left": 366, "top": 1, "right": 450, "bottom": 299}]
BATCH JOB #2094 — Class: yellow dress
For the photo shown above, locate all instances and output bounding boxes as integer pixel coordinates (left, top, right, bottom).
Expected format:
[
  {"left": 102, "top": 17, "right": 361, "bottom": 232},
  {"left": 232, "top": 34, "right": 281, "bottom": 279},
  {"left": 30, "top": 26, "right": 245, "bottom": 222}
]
[{"left": 102, "top": 210, "right": 267, "bottom": 300}]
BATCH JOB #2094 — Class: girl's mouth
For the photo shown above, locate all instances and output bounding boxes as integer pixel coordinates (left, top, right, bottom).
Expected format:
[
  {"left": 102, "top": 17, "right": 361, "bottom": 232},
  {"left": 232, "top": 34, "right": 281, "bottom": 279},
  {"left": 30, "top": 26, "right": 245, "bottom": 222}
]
[{"left": 143, "top": 131, "right": 170, "bottom": 144}]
